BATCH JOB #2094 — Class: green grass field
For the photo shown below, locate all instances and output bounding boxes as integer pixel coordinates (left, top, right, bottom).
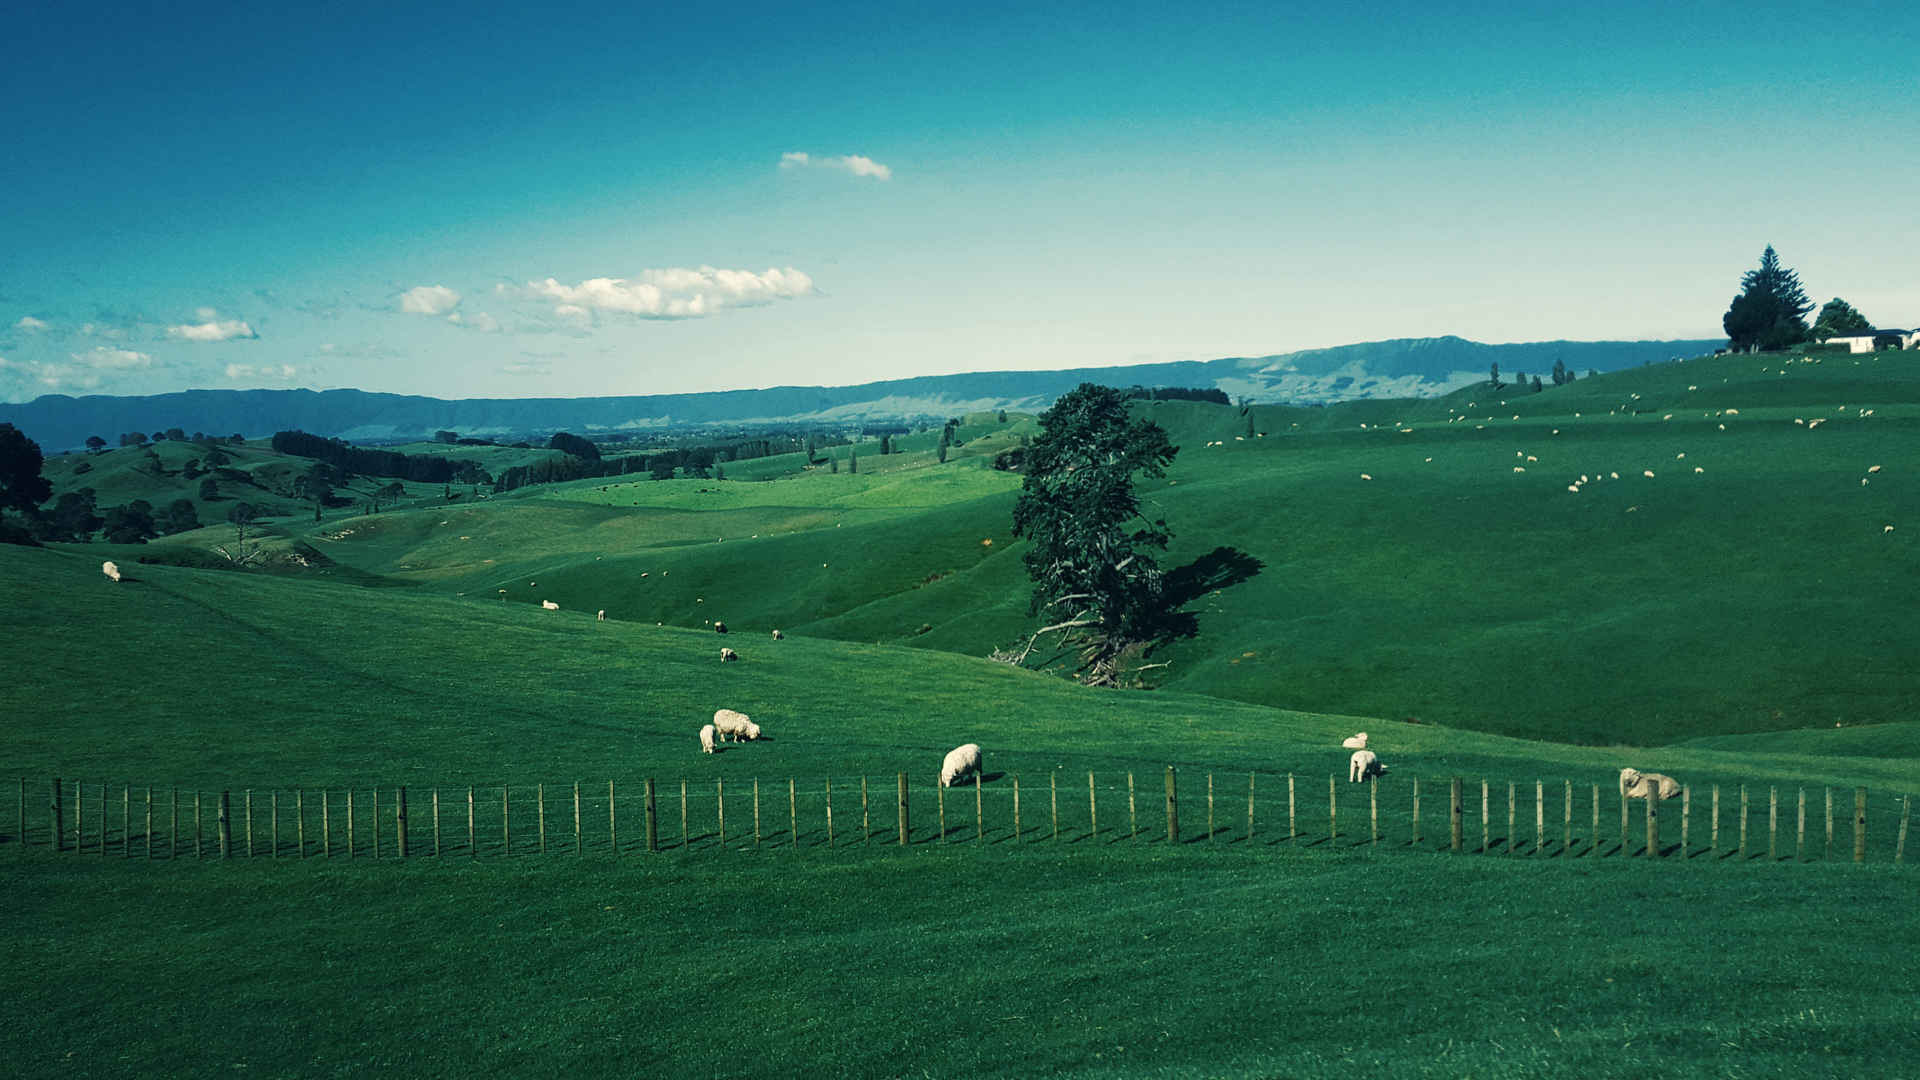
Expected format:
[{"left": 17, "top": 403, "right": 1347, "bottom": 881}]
[{"left": 7, "top": 351, "right": 1919, "bottom": 1077}]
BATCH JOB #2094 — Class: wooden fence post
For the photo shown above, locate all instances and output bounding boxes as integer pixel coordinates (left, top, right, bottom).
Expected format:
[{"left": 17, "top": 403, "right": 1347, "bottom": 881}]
[
  {"left": 1535, "top": 780, "right": 1544, "bottom": 856},
  {"left": 609, "top": 780, "right": 617, "bottom": 854},
  {"left": 1646, "top": 790, "right": 1659, "bottom": 858},
  {"left": 217, "top": 790, "right": 232, "bottom": 858},
  {"left": 537, "top": 784, "right": 546, "bottom": 855},
  {"left": 1411, "top": 777, "right": 1420, "bottom": 847},
  {"left": 321, "top": 790, "right": 329, "bottom": 856},
  {"left": 73, "top": 779, "right": 82, "bottom": 854},
  {"left": 1449, "top": 778, "right": 1462, "bottom": 853},
  {"left": 1013, "top": 775, "right": 1021, "bottom": 842},
  {"left": 397, "top": 787, "right": 408, "bottom": 859},
  {"left": 371, "top": 788, "right": 379, "bottom": 859},
  {"left": 1563, "top": 780, "right": 1573, "bottom": 855},
  {"left": 1329, "top": 775, "right": 1338, "bottom": 843},
  {"left": 1480, "top": 779, "right": 1489, "bottom": 854},
  {"left": 645, "top": 779, "right": 658, "bottom": 853},
  {"left": 1825, "top": 787, "right": 1834, "bottom": 859},
  {"left": 1247, "top": 772, "right": 1256, "bottom": 841},
  {"left": 1207, "top": 773, "right": 1215, "bottom": 842},
  {"left": 1681, "top": 787, "right": 1690, "bottom": 857},
  {"left": 1129, "top": 772, "right": 1138, "bottom": 840},
  {"left": 121, "top": 786, "right": 129, "bottom": 858},
  {"left": 1710, "top": 785, "right": 1719, "bottom": 855},
  {"left": 680, "top": 781, "right": 688, "bottom": 851},
  {"left": 1371, "top": 778, "right": 1379, "bottom": 846},
  {"left": 754, "top": 778, "right": 763, "bottom": 848},
  {"left": 297, "top": 790, "right": 305, "bottom": 859},
  {"left": 1618, "top": 784, "right": 1628, "bottom": 856},
  {"left": 467, "top": 787, "right": 474, "bottom": 857},
  {"left": 1591, "top": 783, "right": 1600, "bottom": 855},
  {"left": 1895, "top": 795, "right": 1909, "bottom": 865},
  {"left": 974, "top": 774, "right": 982, "bottom": 845},
  {"left": 1051, "top": 772, "right": 1059, "bottom": 842},
  {"left": 501, "top": 786, "right": 509, "bottom": 857},
  {"left": 245, "top": 789, "right": 254, "bottom": 858},
  {"left": 897, "top": 773, "right": 909, "bottom": 847},
  {"left": 1854, "top": 787, "right": 1867, "bottom": 864},
  {"left": 1288, "top": 773, "right": 1295, "bottom": 841},
  {"left": 432, "top": 789, "right": 440, "bottom": 856},
  {"left": 1089, "top": 772, "right": 1098, "bottom": 839},
  {"left": 861, "top": 776, "right": 870, "bottom": 845},
  {"left": 1166, "top": 766, "right": 1179, "bottom": 844},
  {"left": 936, "top": 780, "right": 946, "bottom": 842},
  {"left": 825, "top": 779, "right": 835, "bottom": 848},
  {"left": 573, "top": 781, "right": 581, "bottom": 855},
  {"left": 716, "top": 779, "right": 725, "bottom": 849},
  {"left": 346, "top": 789, "right": 354, "bottom": 858},
  {"left": 268, "top": 791, "right": 276, "bottom": 859},
  {"left": 791, "top": 778, "right": 800, "bottom": 849},
  {"left": 1768, "top": 787, "right": 1778, "bottom": 861},
  {"left": 1739, "top": 785, "right": 1748, "bottom": 858},
  {"left": 1506, "top": 781, "right": 1516, "bottom": 855},
  {"left": 143, "top": 787, "right": 152, "bottom": 859},
  {"left": 1796, "top": 788, "right": 1806, "bottom": 861},
  {"left": 49, "top": 778, "right": 63, "bottom": 853}
]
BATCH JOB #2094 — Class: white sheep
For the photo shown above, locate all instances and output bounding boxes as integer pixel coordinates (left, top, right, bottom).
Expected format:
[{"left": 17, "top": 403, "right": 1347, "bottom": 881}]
[
  {"left": 1341, "top": 732, "right": 1369, "bottom": 750},
  {"left": 596, "top": 609, "right": 606, "bottom": 621},
  {"left": 1349, "top": 749, "right": 1386, "bottom": 783},
  {"left": 1618, "top": 767, "right": 1681, "bottom": 801},
  {"left": 699, "top": 724, "right": 717, "bottom": 754},
  {"left": 719, "top": 646, "right": 738, "bottom": 662},
  {"left": 101, "top": 560, "right": 121, "bottom": 583},
  {"left": 771, "top": 629, "right": 785, "bottom": 640},
  {"left": 940, "top": 743, "right": 983, "bottom": 788},
  {"left": 541, "top": 600, "right": 560, "bottom": 610},
  {"left": 712, "top": 708, "right": 759, "bottom": 741}
]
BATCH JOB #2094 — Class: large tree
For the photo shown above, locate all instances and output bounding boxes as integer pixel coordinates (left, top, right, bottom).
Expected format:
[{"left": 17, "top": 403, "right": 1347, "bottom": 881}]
[
  {"left": 1723, "top": 245, "right": 1813, "bottom": 351},
  {"left": 0, "top": 423, "right": 52, "bottom": 520},
  {"left": 1006, "top": 383, "right": 1177, "bottom": 684},
  {"left": 1811, "top": 297, "right": 1873, "bottom": 341}
]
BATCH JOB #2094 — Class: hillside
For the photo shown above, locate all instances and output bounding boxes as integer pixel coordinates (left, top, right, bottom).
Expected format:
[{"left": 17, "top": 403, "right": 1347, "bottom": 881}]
[{"left": 0, "top": 336, "right": 1721, "bottom": 450}]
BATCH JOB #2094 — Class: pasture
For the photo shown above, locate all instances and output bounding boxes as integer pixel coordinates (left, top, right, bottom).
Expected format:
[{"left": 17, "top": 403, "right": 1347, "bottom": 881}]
[{"left": 7, "top": 349, "right": 1919, "bottom": 1077}]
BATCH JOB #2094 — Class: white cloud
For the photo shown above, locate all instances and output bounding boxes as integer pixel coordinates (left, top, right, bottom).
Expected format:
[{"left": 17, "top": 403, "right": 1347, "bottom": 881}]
[
  {"left": 521, "top": 266, "right": 814, "bottom": 322},
  {"left": 74, "top": 346, "right": 153, "bottom": 369},
  {"left": 77, "top": 322, "right": 127, "bottom": 339},
  {"left": 780, "top": 151, "right": 892, "bottom": 180},
  {"left": 14, "top": 316, "right": 49, "bottom": 332},
  {"left": 447, "top": 310, "right": 501, "bottom": 333},
  {"left": 167, "top": 319, "right": 257, "bottom": 342},
  {"left": 225, "top": 363, "right": 298, "bottom": 381},
  {"left": 399, "top": 284, "right": 461, "bottom": 316},
  {"left": 501, "top": 355, "right": 554, "bottom": 377}
]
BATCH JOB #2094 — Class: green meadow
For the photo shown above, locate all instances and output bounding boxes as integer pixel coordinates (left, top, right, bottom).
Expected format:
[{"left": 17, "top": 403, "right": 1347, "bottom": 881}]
[{"left": 6, "top": 351, "right": 1918, "bottom": 1077}]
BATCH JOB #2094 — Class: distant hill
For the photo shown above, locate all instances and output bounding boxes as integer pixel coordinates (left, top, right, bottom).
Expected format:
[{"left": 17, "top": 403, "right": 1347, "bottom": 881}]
[{"left": 0, "top": 335, "right": 1721, "bottom": 450}]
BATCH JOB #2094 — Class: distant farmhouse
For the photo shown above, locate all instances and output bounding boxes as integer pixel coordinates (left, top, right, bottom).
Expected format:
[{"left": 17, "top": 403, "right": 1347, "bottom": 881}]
[{"left": 1825, "top": 328, "right": 1920, "bottom": 353}]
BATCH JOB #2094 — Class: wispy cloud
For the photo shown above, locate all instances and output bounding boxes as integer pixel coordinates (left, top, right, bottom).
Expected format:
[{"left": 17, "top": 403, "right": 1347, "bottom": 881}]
[
  {"left": 779, "top": 151, "right": 892, "bottom": 181},
  {"left": 398, "top": 284, "right": 461, "bottom": 316},
  {"left": 447, "top": 310, "right": 501, "bottom": 333},
  {"left": 74, "top": 346, "right": 154, "bottom": 369},
  {"left": 501, "top": 353, "right": 555, "bottom": 377},
  {"left": 0, "top": 346, "right": 155, "bottom": 393},
  {"left": 167, "top": 318, "right": 257, "bottom": 342},
  {"left": 225, "top": 363, "right": 298, "bottom": 381},
  {"left": 518, "top": 267, "right": 814, "bottom": 323},
  {"left": 13, "top": 316, "right": 49, "bottom": 333}
]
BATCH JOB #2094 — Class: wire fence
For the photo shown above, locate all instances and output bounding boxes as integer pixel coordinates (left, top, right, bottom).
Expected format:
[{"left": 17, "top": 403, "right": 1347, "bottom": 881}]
[{"left": 10, "top": 773, "right": 1913, "bottom": 864}]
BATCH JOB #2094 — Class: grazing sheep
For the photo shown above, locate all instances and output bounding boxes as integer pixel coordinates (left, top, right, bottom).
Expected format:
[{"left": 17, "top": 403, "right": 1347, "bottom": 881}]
[
  {"left": 699, "top": 724, "right": 717, "bottom": 754},
  {"left": 771, "top": 629, "right": 785, "bottom": 640},
  {"left": 1618, "top": 767, "right": 1681, "bottom": 800},
  {"left": 1341, "top": 732, "right": 1369, "bottom": 750},
  {"left": 719, "top": 646, "right": 738, "bottom": 662},
  {"left": 1349, "top": 749, "right": 1386, "bottom": 783},
  {"left": 101, "top": 560, "right": 121, "bottom": 583},
  {"left": 941, "top": 743, "right": 983, "bottom": 788},
  {"left": 712, "top": 708, "right": 754, "bottom": 741},
  {"left": 597, "top": 610, "right": 606, "bottom": 621},
  {"left": 541, "top": 600, "right": 560, "bottom": 610},
  {"left": 714, "top": 621, "right": 728, "bottom": 634}
]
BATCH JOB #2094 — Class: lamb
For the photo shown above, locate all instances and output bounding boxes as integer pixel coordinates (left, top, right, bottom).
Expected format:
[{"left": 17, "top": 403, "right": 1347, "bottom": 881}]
[
  {"left": 1341, "top": 732, "right": 1369, "bottom": 750},
  {"left": 714, "top": 621, "right": 728, "bottom": 634},
  {"left": 940, "top": 743, "right": 983, "bottom": 788},
  {"left": 719, "top": 646, "right": 738, "bottom": 662},
  {"left": 1349, "top": 749, "right": 1386, "bottom": 783},
  {"left": 101, "top": 561, "right": 121, "bottom": 583},
  {"left": 541, "top": 600, "right": 559, "bottom": 610},
  {"left": 699, "top": 724, "right": 717, "bottom": 754},
  {"left": 712, "top": 708, "right": 760, "bottom": 741},
  {"left": 1618, "top": 767, "right": 1681, "bottom": 800},
  {"left": 771, "top": 629, "right": 785, "bottom": 640},
  {"left": 597, "top": 610, "right": 606, "bottom": 621}
]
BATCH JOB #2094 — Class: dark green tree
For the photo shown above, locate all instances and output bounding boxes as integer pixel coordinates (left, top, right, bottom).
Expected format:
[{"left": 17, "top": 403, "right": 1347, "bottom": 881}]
[
  {"left": 1811, "top": 298, "right": 1873, "bottom": 341},
  {"left": 1488, "top": 363, "right": 1501, "bottom": 389},
  {"left": 198, "top": 477, "right": 219, "bottom": 501},
  {"left": 936, "top": 441, "right": 948, "bottom": 464},
  {"left": 35, "top": 489, "right": 100, "bottom": 542},
  {"left": 160, "top": 498, "right": 200, "bottom": 535},
  {"left": 1006, "top": 383, "right": 1178, "bottom": 685},
  {"left": 1531, "top": 375, "right": 1543, "bottom": 392},
  {"left": 1723, "top": 245, "right": 1813, "bottom": 351},
  {"left": 0, "top": 423, "right": 53, "bottom": 522},
  {"left": 1551, "top": 358, "right": 1569, "bottom": 386},
  {"left": 85, "top": 435, "right": 106, "bottom": 454},
  {"left": 226, "top": 501, "right": 258, "bottom": 541},
  {"left": 435, "top": 430, "right": 459, "bottom": 444},
  {"left": 102, "top": 500, "right": 157, "bottom": 544},
  {"left": 848, "top": 447, "right": 858, "bottom": 474}
]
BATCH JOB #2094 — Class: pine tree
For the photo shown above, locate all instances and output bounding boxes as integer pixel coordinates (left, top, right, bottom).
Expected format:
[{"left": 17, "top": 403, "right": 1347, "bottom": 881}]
[
  {"left": 1811, "top": 298, "right": 1873, "bottom": 341},
  {"left": 1723, "top": 245, "right": 1814, "bottom": 351}
]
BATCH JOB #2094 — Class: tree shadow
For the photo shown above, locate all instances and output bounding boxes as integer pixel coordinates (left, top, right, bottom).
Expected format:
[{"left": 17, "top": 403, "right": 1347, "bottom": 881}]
[{"left": 1150, "top": 546, "right": 1265, "bottom": 641}]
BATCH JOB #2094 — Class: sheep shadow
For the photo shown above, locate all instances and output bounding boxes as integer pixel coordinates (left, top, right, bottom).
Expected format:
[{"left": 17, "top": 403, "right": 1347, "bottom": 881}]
[{"left": 1148, "top": 546, "right": 1265, "bottom": 641}]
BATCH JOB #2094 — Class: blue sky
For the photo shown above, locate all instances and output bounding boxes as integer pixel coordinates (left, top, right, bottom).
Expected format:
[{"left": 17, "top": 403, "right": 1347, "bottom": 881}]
[{"left": 3, "top": 1, "right": 1915, "bottom": 402}]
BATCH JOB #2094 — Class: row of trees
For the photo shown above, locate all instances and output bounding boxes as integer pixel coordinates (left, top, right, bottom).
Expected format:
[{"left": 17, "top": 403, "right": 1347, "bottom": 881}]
[{"left": 1722, "top": 245, "right": 1882, "bottom": 352}]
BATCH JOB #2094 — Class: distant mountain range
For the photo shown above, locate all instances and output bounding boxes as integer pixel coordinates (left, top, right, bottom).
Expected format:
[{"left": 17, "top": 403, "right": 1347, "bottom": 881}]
[{"left": 1, "top": 335, "right": 1721, "bottom": 450}]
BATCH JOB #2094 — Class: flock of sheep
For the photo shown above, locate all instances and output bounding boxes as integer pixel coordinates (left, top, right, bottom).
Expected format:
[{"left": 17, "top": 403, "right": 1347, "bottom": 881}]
[{"left": 1340, "top": 732, "right": 1681, "bottom": 806}]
